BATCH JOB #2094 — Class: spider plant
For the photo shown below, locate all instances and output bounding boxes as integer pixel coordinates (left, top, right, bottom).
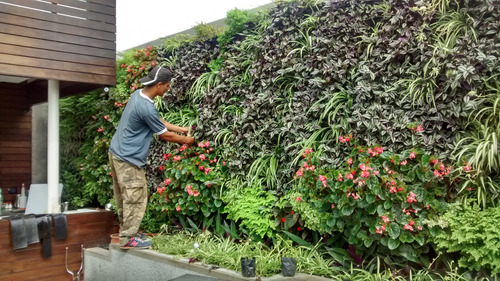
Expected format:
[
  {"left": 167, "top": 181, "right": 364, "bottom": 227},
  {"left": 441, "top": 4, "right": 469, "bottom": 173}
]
[
  {"left": 431, "top": 9, "right": 477, "bottom": 50},
  {"left": 356, "top": 22, "right": 382, "bottom": 59},
  {"left": 398, "top": 74, "right": 438, "bottom": 108},
  {"left": 158, "top": 104, "right": 198, "bottom": 127},
  {"left": 287, "top": 28, "right": 314, "bottom": 58},
  {"left": 309, "top": 88, "right": 352, "bottom": 126},
  {"left": 454, "top": 123, "right": 500, "bottom": 207},
  {"left": 188, "top": 56, "right": 224, "bottom": 103}
]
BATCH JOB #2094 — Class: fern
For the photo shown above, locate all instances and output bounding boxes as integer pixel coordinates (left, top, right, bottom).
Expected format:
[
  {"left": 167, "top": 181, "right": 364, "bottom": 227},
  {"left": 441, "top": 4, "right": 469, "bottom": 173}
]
[
  {"left": 222, "top": 182, "right": 276, "bottom": 239},
  {"left": 433, "top": 203, "right": 500, "bottom": 275}
]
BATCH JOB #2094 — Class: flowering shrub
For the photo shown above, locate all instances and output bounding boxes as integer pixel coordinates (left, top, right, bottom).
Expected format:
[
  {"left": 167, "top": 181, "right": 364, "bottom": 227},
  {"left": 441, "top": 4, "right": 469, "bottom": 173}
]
[
  {"left": 149, "top": 141, "right": 228, "bottom": 219},
  {"left": 116, "top": 46, "right": 158, "bottom": 94},
  {"left": 289, "top": 141, "right": 456, "bottom": 262}
]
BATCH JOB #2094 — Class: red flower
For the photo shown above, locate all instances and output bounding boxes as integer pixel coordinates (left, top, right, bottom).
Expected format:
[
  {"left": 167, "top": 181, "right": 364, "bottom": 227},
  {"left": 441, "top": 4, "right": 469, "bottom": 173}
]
[
  {"left": 297, "top": 227, "right": 301, "bottom": 231},
  {"left": 281, "top": 218, "right": 286, "bottom": 222}
]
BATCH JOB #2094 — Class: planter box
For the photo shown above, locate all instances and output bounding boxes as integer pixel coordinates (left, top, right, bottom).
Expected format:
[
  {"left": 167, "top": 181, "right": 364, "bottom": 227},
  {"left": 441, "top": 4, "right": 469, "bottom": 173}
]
[{"left": 84, "top": 243, "right": 332, "bottom": 281}]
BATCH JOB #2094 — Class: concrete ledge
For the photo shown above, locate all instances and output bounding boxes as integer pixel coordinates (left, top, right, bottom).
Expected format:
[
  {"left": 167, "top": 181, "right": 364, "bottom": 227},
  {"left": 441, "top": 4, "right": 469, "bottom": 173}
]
[{"left": 84, "top": 243, "right": 331, "bottom": 281}]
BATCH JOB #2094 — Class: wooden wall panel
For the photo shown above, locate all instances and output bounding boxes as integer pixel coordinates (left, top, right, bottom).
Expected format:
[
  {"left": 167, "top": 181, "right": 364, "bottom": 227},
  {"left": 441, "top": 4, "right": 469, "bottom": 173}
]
[
  {"left": 0, "top": 0, "right": 116, "bottom": 86},
  {"left": 0, "top": 84, "right": 31, "bottom": 203},
  {"left": 0, "top": 211, "right": 116, "bottom": 281}
]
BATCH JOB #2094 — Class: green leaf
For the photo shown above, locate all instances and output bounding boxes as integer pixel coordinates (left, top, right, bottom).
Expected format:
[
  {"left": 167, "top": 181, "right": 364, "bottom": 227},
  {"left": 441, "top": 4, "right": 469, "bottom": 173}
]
[
  {"left": 366, "top": 194, "right": 376, "bottom": 203},
  {"left": 421, "top": 154, "right": 430, "bottom": 165},
  {"left": 388, "top": 238, "right": 400, "bottom": 250},
  {"left": 341, "top": 205, "right": 355, "bottom": 216},
  {"left": 364, "top": 236, "right": 374, "bottom": 247},
  {"left": 214, "top": 199, "right": 222, "bottom": 208},
  {"left": 388, "top": 223, "right": 400, "bottom": 239},
  {"left": 384, "top": 200, "right": 393, "bottom": 209},
  {"left": 414, "top": 235, "right": 425, "bottom": 246},
  {"left": 283, "top": 230, "right": 311, "bottom": 246}
]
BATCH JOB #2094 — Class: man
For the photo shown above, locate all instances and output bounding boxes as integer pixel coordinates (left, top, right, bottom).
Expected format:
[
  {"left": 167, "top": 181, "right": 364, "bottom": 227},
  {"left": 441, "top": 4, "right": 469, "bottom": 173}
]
[{"left": 109, "top": 66, "right": 195, "bottom": 249}]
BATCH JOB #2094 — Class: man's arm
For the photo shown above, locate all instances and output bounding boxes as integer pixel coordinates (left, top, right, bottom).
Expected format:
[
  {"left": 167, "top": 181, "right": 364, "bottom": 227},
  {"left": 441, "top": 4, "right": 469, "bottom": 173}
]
[
  {"left": 160, "top": 118, "right": 190, "bottom": 135},
  {"left": 158, "top": 131, "right": 195, "bottom": 145}
]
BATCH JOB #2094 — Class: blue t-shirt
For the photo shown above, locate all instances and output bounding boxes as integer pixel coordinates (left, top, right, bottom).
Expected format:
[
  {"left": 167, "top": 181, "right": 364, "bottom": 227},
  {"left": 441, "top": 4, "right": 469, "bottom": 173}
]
[{"left": 109, "top": 90, "right": 167, "bottom": 168}]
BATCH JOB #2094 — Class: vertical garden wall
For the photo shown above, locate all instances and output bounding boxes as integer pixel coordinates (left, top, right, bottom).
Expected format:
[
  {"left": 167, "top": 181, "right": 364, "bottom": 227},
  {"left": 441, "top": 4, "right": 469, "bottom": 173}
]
[{"left": 60, "top": 0, "right": 500, "bottom": 276}]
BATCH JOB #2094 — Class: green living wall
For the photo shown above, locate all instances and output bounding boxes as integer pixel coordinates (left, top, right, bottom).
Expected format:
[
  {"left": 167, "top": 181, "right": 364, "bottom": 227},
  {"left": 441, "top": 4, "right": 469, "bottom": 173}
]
[{"left": 60, "top": 0, "right": 500, "bottom": 276}]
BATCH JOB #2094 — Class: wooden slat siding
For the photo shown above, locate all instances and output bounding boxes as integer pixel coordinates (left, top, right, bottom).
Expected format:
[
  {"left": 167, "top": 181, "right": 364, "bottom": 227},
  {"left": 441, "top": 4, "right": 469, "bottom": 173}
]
[
  {"left": 0, "top": 0, "right": 115, "bottom": 24},
  {"left": 0, "top": 13, "right": 114, "bottom": 42},
  {"left": 0, "top": 53, "right": 115, "bottom": 76},
  {"left": 45, "top": 0, "right": 115, "bottom": 16},
  {"left": 0, "top": 63, "right": 114, "bottom": 85},
  {"left": 0, "top": 23, "right": 116, "bottom": 50},
  {"left": 0, "top": 0, "right": 116, "bottom": 86},
  {"left": 0, "top": 33, "right": 115, "bottom": 59},
  {"left": 0, "top": 3, "right": 115, "bottom": 33},
  {"left": 0, "top": 211, "right": 115, "bottom": 281},
  {"left": 0, "top": 85, "right": 31, "bottom": 201}
]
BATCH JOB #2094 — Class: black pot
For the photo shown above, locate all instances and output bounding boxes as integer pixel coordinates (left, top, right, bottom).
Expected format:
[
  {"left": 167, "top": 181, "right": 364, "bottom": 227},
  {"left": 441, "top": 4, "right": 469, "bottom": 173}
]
[
  {"left": 241, "top": 257, "right": 256, "bottom": 277},
  {"left": 281, "top": 257, "right": 297, "bottom": 277}
]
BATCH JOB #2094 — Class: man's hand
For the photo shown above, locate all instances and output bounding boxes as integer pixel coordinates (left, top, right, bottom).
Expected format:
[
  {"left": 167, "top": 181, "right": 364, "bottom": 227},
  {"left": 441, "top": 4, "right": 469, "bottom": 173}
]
[
  {"left": 180, "top": 126, "right": 190, "bottom": 136},
  {"left": 185, "top": 136, "right": 195, "bottom": 145}
]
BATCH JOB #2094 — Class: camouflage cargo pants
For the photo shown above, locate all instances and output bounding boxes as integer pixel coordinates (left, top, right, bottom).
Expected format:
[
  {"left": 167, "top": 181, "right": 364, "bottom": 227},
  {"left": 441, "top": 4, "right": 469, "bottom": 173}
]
[{"left": 108, "top": 152, "right": 148, "bottom": 245}]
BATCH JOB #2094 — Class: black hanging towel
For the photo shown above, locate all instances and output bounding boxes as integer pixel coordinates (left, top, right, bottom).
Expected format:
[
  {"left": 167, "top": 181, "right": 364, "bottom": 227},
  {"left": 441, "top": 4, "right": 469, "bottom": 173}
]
[
  {"left": 52, "top": 213, "right": 68, "bottom": 240},
  {"left": 36, "top": 215, "right": 52, "bottom": 258}
]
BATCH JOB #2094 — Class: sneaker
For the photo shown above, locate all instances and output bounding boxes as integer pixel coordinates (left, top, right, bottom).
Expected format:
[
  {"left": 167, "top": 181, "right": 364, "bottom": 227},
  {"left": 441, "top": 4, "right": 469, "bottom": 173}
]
[
  {"left": 136, "top": 232, "right": 152, "bottom": 241},
  {"left": 120, "top": 237, "right": 152, "bottom": 249}
]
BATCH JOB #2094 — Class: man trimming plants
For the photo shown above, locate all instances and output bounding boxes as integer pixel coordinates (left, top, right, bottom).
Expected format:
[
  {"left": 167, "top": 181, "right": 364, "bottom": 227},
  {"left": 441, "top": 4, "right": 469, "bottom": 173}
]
[{"left": 109, "top": 66, "right": 195, "bottom": 249}]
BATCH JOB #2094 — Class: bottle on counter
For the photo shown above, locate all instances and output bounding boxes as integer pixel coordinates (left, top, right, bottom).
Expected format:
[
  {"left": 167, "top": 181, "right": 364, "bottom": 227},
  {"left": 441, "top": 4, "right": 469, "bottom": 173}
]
[{"left": 19, "top": 183, "right": 27, "bottom": 210}]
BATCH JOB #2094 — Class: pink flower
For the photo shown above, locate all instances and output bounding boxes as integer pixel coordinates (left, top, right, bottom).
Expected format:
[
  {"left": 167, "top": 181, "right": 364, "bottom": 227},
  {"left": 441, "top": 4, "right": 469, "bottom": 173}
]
[
  {"left": 200, "top": 165, "right": 204, "bottom": 170},
  {"left": 97, "top": 127, "right": 103, "bottom": 132},
  {"left": 400, "top": 160, "right": 407, "bottom": 166},
  {"left": 223, "top": 161, "right": 226, "bottom": 166},
  {"left": 361, "top": 170, "right": 370, "bottom": 178},
  {"left": 173, "top": 156, "right": 181, "bottom": 161},
  {"left": 175, "top": 206, "right": 181, "bottom": 212},
  {"left": 199, "top": 154, "right": 206, "bottom": 161},
  {"left": 407, "top": 192, "right": 417, "bottom": 204},
  {"left": 296, "top": 196, "right": 302, "bottom": 202},
  {"left": 337, "top": 173, "right": 343, "bottom": 182},
  {"left": 389, "top": 186, "right": 397, "bottom": 193},
  {"left": 163, "top": 178, "right": 171, "bottom": 185},
  {"left": 417, "top": 225, "right": 423, "bottom": 231},
  {"left": 193, "top": 190, "right": 200, "bottom": 197},
  {"left": 409, "top": 152, "right": 416, "bottom": 159},
  {"left": 464, "top": 163, "right": 472, "bottom": 172},
  {"left": 381, "top": 215, "right": 390, "bottom": 224},
  {"left": 339, "top": 136, "right": 350, "bottom": 143},
  {"left": 404, "top": 224, "right": 414, "bottom": 232},
  {"left": 159, "top": 166, "right": 164, "bottom": 171},
  {"left": 318, "top": 175, "right": 327, "bottom": 187},
  {"left": 303, "top": 162, "right": 309, "bottom": 168},
  {"left": 359, "top": 163, "right": 367, "bottom": 171},
  {"left": 416, "top": 125, "right": 423, "bottom": 132},
  {"left": 433, "top": 170, "right": 442, "bottom": 178},
  {"left": 373, "top": 170, "right": 379, "bottom": 176},
  {"left": 302, "top": 148, "right": 313, "bottom": 158},
  {"left": 331, "top": 203, "right": 335, "bottom": 209},
  {"left": 347, "top": 158, "right": 353, "bottom": 165},
  {"left": 157, "top": 187, "right": 165, "bottom": 194},
  {"left": 295, "top": 169, "right": 303, "bottom": 178},
  {"left": 204, "top": 167, "right": 210, "bottom": 175},
  {"left": 346, "top": 173, "right": 354, "bottom": 180}
]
